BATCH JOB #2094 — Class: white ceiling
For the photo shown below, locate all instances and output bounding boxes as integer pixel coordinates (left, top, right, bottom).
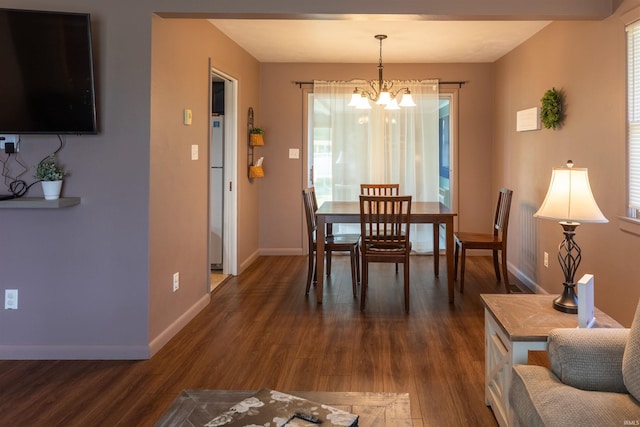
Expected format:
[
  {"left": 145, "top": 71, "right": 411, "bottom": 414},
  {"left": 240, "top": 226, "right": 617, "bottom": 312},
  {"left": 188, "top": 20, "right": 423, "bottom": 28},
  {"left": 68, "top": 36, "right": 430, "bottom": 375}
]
[{"left": 208, "top": 19, "right": 551, "bottom": 63}]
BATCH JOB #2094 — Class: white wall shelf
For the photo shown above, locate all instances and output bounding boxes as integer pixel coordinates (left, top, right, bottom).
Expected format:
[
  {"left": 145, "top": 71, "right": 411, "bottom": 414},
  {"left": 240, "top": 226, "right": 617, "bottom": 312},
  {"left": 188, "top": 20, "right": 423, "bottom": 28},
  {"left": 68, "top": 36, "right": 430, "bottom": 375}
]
[{"left": 0, "top": 197, "right": 80, "bottom": 209}]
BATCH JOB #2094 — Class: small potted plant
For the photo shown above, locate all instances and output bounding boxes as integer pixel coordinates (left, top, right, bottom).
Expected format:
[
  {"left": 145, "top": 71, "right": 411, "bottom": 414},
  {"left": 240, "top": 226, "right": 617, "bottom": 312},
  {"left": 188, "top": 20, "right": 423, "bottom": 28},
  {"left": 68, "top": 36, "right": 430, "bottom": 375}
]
[
  {"left": 249, "top": 127, "right": 265, "bottom": 146},
  {"left": 35, "top": 154, "right": 66, "bottom": 200}
]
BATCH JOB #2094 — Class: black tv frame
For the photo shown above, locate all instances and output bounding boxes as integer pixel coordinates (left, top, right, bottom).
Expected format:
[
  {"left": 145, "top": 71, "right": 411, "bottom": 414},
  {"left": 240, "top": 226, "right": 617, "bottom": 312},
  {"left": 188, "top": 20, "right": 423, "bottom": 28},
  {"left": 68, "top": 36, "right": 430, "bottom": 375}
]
[{"left": 0, "top": 8, "right": 98, "bottom": 135}]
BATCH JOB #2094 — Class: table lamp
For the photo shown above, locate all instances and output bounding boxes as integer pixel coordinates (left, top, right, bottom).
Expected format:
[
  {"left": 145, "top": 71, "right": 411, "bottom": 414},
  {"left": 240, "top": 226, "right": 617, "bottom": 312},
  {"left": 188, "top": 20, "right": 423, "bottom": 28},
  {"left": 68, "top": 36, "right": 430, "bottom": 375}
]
[{"left": 534, "top": 161, "right": 608, "bottom": 313}]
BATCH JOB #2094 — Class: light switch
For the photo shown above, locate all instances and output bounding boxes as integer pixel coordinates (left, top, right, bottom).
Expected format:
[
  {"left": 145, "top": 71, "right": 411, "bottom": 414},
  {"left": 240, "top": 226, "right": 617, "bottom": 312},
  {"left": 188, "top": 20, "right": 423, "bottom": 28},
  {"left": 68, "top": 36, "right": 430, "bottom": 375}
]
[
  {"left": 5, "top": 289, "right": 18, "bottom": 310},
  {"left": 183, "top": 108, "right": 193, "bottom": 125},
  {"left": 191, "top": 144, "right": 198, "bottom": 160},
  {"left": 289, "top": 148, "right": 300, "bottom": 159}
]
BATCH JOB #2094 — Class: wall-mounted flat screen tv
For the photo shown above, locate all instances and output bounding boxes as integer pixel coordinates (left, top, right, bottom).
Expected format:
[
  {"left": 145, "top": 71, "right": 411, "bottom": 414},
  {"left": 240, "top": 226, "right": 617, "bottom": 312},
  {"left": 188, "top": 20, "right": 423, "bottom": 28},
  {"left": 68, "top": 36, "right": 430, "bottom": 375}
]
[{"left": 0, "top": 9, "right": 97, "bottom": 134}]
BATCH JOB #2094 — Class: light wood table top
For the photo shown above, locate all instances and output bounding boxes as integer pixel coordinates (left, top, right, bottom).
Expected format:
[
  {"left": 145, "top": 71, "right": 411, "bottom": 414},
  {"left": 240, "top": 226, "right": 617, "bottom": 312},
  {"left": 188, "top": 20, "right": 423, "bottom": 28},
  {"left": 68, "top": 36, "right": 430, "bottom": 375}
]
[{"left": 481, "top": 294, "right": 623, "bottom": 342}]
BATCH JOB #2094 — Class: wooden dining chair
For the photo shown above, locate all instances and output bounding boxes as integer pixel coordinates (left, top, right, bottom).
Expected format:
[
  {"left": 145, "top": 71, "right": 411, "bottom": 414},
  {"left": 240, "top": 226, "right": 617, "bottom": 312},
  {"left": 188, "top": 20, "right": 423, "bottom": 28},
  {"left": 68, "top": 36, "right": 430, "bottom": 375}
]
[
  {"left": 359, "top": 195, "right": 412, "bottom": 312},
  {"left": 361, "top": 184, "right": 401, "bottom": 272},
  {"left": 454, "top": 187, "right": 513, "bottom": 293},
  {"left": 360, "top": 183, "right": 400, "bottom": 196},
  {"left": 302, "top": 187, "right": 360, "bottom": 297},
  {"left": 309, "top": 187, "right": 347, "bottom": 277}
]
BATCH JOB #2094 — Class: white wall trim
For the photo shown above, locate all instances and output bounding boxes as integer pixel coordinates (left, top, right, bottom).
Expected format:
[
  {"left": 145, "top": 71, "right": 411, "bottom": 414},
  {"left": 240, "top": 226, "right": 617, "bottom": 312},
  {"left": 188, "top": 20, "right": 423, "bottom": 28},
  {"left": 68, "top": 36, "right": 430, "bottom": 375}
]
[
  {"left": 0, "top": 345, "right": 150, "bottom": 360},
  {"left": 239, "top": 249, "right": 261, "bottom": 274},
  {"left": 259, "top": 248, "right": 304, "bottom": 256},
  {"left": 149, "top": 293, "right": 211, "bottom": 357},
  {"left": 507, "top": 261, "right": 547, "bottom": 294}
]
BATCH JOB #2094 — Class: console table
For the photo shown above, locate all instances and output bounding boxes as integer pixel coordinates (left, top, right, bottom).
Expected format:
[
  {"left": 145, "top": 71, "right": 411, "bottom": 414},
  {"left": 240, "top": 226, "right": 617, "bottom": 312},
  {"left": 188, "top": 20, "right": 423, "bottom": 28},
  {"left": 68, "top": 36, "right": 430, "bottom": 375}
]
[
  {"left": 155, "top": 390, "right": 412, "bottom": 427},
  {"left": 481, "top": 294, "right": 622, "bottom": 427}
]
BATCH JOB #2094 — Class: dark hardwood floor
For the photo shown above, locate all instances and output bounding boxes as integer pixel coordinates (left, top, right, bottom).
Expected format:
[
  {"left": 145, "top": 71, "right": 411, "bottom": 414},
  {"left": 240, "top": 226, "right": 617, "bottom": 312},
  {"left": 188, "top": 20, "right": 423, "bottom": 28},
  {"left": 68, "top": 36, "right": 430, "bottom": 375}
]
[{"left": 0, "top": 255, "right": 524, "bottom": 426}]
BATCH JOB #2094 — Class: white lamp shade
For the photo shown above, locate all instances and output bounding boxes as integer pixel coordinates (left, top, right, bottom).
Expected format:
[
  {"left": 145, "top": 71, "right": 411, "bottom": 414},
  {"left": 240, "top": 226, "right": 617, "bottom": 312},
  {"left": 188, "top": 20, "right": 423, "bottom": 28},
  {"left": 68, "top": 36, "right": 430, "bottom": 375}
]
[
  {"left": 376, "top": 91, "right": 392, "bottom": 105},
  {"left": 384, "top": 98, "right": 400, "bottom": 110},
  {"left": 356, "top": 95, "right": 371, "bottom": 109},
  {"left": 534, "top": 166, "right": 608, "bottom": 223},
  {"left": 348, "top": 92, "right": 361, "bottom": 107},
  {"left": 399, "top": 92, "right": 416, "bottom": 107}
]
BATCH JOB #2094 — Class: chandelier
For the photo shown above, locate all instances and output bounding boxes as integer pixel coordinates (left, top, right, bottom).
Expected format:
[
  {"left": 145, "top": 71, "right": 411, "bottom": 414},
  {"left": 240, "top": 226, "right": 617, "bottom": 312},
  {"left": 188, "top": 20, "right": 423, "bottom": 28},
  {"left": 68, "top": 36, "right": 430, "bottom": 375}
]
[{"left": 348, "top": 34, "right": 416, "bottom": 110}]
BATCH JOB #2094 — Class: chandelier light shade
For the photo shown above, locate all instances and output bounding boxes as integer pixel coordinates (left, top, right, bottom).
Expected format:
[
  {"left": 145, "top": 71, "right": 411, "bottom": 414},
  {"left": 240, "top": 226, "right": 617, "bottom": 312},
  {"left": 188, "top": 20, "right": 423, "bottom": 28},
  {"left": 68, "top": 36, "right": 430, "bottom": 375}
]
[
  {"left": 534, "top": 160, "right": 608, "bottom": 313},
  {"left": 349, "top": 91, "right": 372, "bottom": 110},
  {"left": 398, "top": 94, "right": 416, "bottom": 107},
  {"left": 349, "top": 35, "right": 416, "bottom": 109},
  {"left": 385, "top": 98, "right": 400, "bottom": 110}
]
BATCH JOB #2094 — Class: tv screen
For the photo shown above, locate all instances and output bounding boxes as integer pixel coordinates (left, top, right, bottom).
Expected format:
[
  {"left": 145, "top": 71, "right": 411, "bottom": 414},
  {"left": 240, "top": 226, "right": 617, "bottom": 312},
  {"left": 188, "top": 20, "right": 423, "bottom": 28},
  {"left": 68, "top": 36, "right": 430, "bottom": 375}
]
[{"left": 0, "top": 9, "right": 97, "bottom": 134}]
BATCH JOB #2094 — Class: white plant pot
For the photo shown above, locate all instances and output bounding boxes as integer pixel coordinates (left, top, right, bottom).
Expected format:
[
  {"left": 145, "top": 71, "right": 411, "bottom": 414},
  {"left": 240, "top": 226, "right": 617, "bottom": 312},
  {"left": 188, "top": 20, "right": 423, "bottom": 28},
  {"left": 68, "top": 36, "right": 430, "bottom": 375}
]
[{"left": 41, "top": 180, "right": 63, "bottom": 200}]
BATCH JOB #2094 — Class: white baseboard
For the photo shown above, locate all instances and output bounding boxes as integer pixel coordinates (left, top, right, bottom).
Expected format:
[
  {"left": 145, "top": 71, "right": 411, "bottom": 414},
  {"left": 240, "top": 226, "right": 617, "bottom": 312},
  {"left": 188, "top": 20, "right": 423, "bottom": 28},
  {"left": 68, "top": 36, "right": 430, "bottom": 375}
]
[
  {"left": 239, "top": 249, "right": 261, "bottom": 274},
  {"left": 149, "top": 293, "right": 211, "bottom": 357},
  {"left": 507, "top": 261, "right": 547, "bottom": 294},
  {"left": 258, "top": 248, "right": 304, "bottom": 256},
  {"left": 0, "top": 344, "right": 150, "bottom": 360}
]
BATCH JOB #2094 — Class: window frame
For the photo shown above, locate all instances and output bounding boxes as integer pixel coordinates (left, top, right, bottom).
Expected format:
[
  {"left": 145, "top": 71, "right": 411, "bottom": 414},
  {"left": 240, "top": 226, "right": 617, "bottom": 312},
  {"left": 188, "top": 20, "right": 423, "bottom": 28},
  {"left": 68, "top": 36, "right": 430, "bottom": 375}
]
[
  {"left": 623, "top": 15, "right": 640, "bottom": 236},
  {"left": 627, "top": 20, "right": 640, "bottom": 220}
]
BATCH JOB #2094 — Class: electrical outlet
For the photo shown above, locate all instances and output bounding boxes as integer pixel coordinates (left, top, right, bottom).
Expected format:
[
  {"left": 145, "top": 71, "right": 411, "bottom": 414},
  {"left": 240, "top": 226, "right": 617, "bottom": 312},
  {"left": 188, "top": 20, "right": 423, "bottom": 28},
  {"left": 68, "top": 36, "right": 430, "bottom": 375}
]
[
  {"left": 0, "top": 134, "right": 18, "bottom": 153},
  {"left": 5, "top": 289, "right": 18, "bottom": 310},
  {"left": 173, "top": 272, "right": 180, "bottom": 292},
  {"left": 544, "top": 252, "right": 549, "bottom": 268}
]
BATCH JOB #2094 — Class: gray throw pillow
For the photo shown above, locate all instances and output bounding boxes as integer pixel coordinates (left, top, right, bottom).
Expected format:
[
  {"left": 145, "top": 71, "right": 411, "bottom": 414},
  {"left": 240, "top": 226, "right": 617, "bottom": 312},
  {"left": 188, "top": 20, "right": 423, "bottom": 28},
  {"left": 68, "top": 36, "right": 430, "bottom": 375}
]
[{"left": 622, "top": 300, "right": 640, "bottom": 400}]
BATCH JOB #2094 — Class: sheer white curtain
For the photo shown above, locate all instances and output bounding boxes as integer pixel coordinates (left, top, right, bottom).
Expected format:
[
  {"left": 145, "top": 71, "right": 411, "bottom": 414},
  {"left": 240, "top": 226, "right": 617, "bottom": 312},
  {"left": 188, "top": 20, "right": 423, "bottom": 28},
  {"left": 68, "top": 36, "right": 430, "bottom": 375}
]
[{"left": 312, "top": 79, "right": 440, "bottom": 252}]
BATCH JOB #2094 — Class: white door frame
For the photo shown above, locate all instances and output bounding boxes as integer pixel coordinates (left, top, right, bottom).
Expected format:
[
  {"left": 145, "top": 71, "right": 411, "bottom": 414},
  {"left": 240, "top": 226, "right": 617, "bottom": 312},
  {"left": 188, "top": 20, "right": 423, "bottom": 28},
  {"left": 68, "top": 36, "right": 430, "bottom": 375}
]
[
  {"left": 440, "top": 89, "right": 459, "bottom": 231},
  {"left": 302, "top": 88, "right": 313, "bottom": 255},
  {"left": 210, "top": 64, "right": 238, "bottom": 281}
]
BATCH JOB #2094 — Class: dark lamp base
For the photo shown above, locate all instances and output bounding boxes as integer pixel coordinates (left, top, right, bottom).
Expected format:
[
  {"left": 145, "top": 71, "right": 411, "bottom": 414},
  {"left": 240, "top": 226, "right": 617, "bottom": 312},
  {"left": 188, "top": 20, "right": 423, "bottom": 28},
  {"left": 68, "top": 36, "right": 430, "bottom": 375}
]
[{"left": 553, "top": 286, "right": 578, "bottom": 314}]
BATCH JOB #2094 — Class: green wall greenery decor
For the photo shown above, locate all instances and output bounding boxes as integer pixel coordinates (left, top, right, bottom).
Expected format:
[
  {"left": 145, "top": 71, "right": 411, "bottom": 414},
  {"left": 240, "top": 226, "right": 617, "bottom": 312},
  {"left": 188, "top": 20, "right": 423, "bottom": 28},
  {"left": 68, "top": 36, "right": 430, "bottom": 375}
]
[{"left": 540, "top": 88, "right": 563, "bottom": 130}]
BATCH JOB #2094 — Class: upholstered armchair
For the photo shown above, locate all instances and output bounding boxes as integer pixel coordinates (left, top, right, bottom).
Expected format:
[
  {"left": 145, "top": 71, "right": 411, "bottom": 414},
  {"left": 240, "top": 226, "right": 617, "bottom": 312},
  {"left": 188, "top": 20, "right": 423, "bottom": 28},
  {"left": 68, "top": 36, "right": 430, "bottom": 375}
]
[{"left": 509, "top": 301, "right": 640, "bottom": 426}]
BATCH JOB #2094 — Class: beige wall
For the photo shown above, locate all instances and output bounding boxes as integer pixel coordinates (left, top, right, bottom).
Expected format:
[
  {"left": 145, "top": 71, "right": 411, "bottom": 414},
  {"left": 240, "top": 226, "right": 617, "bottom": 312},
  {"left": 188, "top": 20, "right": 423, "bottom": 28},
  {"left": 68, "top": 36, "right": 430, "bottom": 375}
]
[
  {"left": 494, "top": 5, "right": 640, "bottom": 326},
  {"left": 150, "top": 17, "right": 261, "bottom": 344},
  {"left": 258, "top": 63, "right": 495, "bottom": 252}
]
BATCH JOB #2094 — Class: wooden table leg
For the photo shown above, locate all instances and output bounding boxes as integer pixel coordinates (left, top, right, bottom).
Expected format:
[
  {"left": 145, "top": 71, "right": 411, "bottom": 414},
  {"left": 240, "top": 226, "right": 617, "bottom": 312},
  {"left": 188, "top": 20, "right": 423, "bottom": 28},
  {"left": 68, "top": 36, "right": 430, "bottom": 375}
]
[
  {"left": 433, "top": 223, "right": 440, "bottom": 277},
  {"left": 316, "top": 215, "right": 326, "bottom": 304},
  {"left": 446, "top": 218, "right": 455, "bottom": 303}
]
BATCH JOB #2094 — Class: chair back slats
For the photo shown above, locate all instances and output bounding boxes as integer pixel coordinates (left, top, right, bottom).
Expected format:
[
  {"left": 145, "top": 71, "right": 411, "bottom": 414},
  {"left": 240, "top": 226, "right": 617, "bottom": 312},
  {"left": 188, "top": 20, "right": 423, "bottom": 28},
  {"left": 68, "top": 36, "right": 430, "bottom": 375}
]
[
  {"left": 302, "top": 187, "right": 317, "bottom": 245},
  {"left": 360, "top": 184, "right": 400, "bottom": 196},
  {"left": 359, "top": 194, "right": 412, "bottom": 312},
  {"left": 310, "top": 186, "right": 319, "bottom": 213},
  {"left": 359, "top": 195, "right": 412, "bottom": 248},
  {"left": 493, "top": 188, "right": 513, "bottom": 237}
]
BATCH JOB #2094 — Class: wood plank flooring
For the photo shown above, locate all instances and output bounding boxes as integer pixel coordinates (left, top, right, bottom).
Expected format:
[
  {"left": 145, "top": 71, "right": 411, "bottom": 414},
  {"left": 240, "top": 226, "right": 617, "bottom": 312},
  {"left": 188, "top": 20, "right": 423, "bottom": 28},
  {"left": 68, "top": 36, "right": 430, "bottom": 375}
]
[{"left": 0, "top": 255, "right": 523, "bottom": 426}]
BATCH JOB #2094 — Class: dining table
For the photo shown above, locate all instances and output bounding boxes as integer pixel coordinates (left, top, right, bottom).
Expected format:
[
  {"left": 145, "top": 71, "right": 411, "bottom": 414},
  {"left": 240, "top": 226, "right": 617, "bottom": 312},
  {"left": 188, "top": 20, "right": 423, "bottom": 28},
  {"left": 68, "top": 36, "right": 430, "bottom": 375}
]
[{"left": 315, "top": 201, "right": 457, "bottom": 304}]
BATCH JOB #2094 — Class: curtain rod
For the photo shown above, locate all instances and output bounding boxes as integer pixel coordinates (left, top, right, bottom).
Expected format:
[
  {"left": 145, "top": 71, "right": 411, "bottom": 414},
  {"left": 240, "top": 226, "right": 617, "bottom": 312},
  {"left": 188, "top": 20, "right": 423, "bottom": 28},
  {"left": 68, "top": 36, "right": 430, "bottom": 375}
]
[{"left": 294, "top": 80, "right": 466, "bottom": 88}]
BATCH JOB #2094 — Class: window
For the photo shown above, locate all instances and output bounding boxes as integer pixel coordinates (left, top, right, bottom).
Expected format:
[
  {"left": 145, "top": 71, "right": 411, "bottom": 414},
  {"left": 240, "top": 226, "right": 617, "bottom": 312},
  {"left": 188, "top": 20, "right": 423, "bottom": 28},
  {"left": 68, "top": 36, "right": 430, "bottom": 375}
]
[
  {"left": 308, "top": 80, "right": 450, "bottom": 253},
  {"left": 627, "top": 21, "right": 640, "bottom": 218}
]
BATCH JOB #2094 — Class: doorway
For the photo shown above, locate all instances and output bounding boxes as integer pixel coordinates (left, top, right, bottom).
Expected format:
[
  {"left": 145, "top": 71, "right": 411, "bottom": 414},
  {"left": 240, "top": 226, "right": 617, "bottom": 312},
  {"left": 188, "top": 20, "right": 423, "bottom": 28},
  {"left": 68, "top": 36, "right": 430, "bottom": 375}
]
[{"left": 209, "top": 66, "right": 238, "bottom": 292}]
